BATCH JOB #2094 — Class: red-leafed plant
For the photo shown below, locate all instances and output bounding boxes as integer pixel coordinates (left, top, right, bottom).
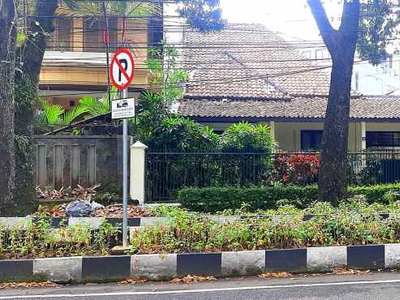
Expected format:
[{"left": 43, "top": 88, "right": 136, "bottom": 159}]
[{"left": 274, "top": 154, "right": 320, "bottom": 185}]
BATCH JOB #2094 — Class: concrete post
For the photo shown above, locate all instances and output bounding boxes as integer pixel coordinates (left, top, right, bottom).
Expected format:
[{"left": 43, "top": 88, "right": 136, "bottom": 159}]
[
  {"left": 361, "top": 122, "right": 367, "bottom": 171},
  {"left": 361, "top": 122, "right": 367, "bottom": 151},
  {"left": 270, "top": 121, "right": 276, "bottom": 141},
  {"left": 130, "top": 141, "right": 148, "bottom": 205}
]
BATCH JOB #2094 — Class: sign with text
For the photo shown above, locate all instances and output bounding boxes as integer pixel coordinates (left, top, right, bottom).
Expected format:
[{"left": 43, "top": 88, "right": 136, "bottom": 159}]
[{"left": 111, "top": 98, "right": 135, "bottom": 120}]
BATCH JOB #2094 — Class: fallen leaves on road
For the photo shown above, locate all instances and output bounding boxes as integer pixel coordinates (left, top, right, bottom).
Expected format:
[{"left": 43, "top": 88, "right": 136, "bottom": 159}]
[
  {"left": 118, "top": 278, "right": 148, "bottom": 285},
  {"left": 170, "top": 275, "right": 217, "bottom": 284},
  {"left": 0, "top": 281, "right": 59, "bottom": 290},
  {"left": 331, "top": 268, "right": 371, "bottom": 275},
  {"left": 258, "top": 272, "right": 293, "bottom": 279}
]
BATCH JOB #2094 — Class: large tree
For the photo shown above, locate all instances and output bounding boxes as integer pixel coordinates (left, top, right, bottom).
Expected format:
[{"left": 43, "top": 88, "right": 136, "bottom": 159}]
[
  {"left": 307, "top": 0, "right": 399, "bottom": 204},
  {"left": 0, "top": 0, "right": 17, "bottom": 215},
  {"left": 13, "top": 0, "right": 58, "bottom": 215}
]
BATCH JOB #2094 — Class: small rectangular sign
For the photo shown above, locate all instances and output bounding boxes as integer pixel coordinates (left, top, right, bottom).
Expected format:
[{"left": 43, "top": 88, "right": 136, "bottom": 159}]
[{"left": 111, "top": 98, "right": 135, "bottom": 120}]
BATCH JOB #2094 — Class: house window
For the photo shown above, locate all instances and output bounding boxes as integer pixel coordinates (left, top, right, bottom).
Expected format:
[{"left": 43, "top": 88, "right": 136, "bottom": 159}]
[
  {"left": 301, "top": 130, "right": 323, "bottom": 151},
  {"left": 147, "top": 17, "right": 163, "bottom": 57},
  {"left": 83, "top": 17, "right": 118, "bottom": 52},
  {"left": 48, "top": 17, "right": 72, "bottom": 51},
  {"left": 366, "top": 132, "right": 400, "bottom": 147}
]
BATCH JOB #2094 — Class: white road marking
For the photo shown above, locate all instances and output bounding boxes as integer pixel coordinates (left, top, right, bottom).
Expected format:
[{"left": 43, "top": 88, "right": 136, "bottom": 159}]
[{"left": 1, "top": 279, "right": 400, "bottom": 299}]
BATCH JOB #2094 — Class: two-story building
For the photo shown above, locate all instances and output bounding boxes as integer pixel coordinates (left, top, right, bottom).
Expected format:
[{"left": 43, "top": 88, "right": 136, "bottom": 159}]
[{"left": 39, "top": 7, "right": 163, "bottom": 108}]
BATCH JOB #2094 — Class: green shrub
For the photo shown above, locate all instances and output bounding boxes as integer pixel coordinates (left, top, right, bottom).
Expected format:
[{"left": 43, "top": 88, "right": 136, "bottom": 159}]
[
  {"left": 0, "top": 217, "right": 120, "bottom": 259},
  {"left": 178, "top": 184, "right": 400, "bottom": 213},
  {"left": 349, "top": 184, "right": 400, "bottom": 203},
  {"left": 221, "top": 122, "right": 275, "bottom": 152},
  {"left": 178, "top": 186, "right": 318, "bottom": 213},
  {"left": 130, "top": 201, "right": 400, "bottom": 254}
]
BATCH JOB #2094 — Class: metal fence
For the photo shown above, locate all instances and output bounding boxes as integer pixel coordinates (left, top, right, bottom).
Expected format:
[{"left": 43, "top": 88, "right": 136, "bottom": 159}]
[{"left": 146, "top": 150, "right": 400, "bottom": 202}]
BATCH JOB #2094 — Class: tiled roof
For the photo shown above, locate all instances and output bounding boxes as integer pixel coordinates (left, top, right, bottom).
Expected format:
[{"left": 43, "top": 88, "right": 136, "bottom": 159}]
[
  {"left": 180, "top": 23, "right": 400, "bottom": 121},
  {"left": 183, "top": 23, "right": 332, "bottom": 98},
  {"left": 178, "top": 96, "right": 400, "bottom": 121}
]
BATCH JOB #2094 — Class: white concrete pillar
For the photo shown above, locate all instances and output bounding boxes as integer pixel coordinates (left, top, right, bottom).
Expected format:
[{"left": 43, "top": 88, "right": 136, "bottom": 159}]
[
  {"left": 361, "top": 122, "right": 367, "bottom": 151},
  {"left": 130, "top": 141, "right": 148, "bottom": 205}
]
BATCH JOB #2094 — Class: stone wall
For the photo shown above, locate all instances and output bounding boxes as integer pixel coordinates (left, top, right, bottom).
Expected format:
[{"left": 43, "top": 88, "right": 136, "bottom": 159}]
[{"left": 34, "top": 135, "right": 132, "bottom": 189}]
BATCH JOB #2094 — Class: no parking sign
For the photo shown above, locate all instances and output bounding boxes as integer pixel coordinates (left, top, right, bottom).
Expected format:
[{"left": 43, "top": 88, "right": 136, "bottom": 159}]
[{"left": 110, "top": 48, "right": 135, "bottom": 90}]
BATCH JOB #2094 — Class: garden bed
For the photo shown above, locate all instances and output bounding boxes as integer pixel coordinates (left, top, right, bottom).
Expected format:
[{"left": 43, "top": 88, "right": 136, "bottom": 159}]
[
  {"left": 6, "top": 199, "right": 400, "bottom": 259},
  {"left": 129, "top": 199, "right": 400, "bottom": 254},
  {"left": 33, "top": 204, "right": 150, "bottom": 218}
]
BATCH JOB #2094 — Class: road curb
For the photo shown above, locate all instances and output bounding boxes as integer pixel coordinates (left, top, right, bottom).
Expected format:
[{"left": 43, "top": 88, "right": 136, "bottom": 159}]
[{"left": 0, "top": 244, "right": 399, "bottom": 283}]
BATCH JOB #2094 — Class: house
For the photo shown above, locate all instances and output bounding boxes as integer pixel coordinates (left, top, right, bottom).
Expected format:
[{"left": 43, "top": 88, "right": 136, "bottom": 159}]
[
  {"left": 177, "top": 23, "right": 400, "bottom": 152},
  {"left": 39, "top": 7, "right": 163, "bottom": 109}
]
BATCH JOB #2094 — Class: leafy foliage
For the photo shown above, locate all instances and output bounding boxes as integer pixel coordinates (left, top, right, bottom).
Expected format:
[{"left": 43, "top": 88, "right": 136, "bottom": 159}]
[
  {"left": 178, "top": 183, "right": 400, "bottom": 213},
  {"left": 149, "top": 116, "right": 220, "bottom": 151},
  {"left": 274, "top": 154, "right": 320, "bottom": 185},
  {"left": 221, "top": 122, "right": 276, "bottom": 152},
  {"left": 35, "top": 99, "right": 88, "bottom": 132},
  {"left": 61, "top": 0, "right": 160, "bottom": 17},
  {"left": 130, "top": 198, "right": 400, "bottom": 254},
  {"left": 134, "top": 46, "right": 215, "bottom": 152},
  {"left": 61, "top": 0, "right": 225, "bottom": 31},
  {"left": 175, "top": 0, "right": 226, "bottom": 32},
  {"left": 0, "top": 217, "right": 119, "bottom": 259},
  {"left": 358, "top": 0, "right": 400, "bottom": 64}
]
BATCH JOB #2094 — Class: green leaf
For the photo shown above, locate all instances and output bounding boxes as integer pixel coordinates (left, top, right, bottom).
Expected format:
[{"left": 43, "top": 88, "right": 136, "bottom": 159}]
[
  {"left": 60, "top": 105, "right": 89, "bottom": 125},
  {"left": 38, "top": 98, "right": 64, "bottom": 125}
]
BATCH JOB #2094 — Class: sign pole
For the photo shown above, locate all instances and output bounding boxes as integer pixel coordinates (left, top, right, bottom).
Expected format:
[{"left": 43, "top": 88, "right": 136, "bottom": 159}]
[
  {"left": 122, "top": 88, "right": 129, "bottom": 248},
  {"left": 109, "top": 48, "right": 135, "bottom": 248}
]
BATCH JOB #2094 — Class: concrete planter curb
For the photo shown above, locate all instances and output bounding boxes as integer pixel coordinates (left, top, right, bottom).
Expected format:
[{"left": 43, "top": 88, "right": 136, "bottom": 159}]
[{"left": 0, "top": 244, "right": 399, "bottom": 283}]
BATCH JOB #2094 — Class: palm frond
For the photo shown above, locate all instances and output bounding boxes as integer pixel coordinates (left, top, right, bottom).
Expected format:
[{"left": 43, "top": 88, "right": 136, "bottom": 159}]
[
  {"left": 79, "top": 96, "right": 109, "bottom": 117},
  {"left": 60, "top": 0, "right": 160, "bottom": 17},
  {"left": 38, "top": 98, "right": 64, "bottom": 125},
  {"left": 59, "top": 1, "right": 102, "bottom": 17},
  {"left": 60, "top": 105, "right": 89, "bottom": 125}
]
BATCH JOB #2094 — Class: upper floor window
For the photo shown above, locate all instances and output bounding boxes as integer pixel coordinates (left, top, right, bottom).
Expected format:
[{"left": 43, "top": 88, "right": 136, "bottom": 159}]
[
  {"left": 147, "top": 17, "right": 163, "bottom": 57},
  {"left": 48, "top": 17, "right": 73, "bottom": 51},
  {"left": 83, "top": 17, "right": 118, "bottom": 52}
]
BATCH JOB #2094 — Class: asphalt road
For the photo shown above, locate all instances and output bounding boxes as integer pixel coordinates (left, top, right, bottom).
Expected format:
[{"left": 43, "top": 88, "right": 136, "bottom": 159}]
[{"left": 2, "top": 272, "right": 400, "bottom": 300}]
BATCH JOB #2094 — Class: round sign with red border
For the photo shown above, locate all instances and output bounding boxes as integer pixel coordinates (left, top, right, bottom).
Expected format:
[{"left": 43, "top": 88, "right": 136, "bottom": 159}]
[{"left": 110, "top": 48, "right": 135, "bottom": 90}]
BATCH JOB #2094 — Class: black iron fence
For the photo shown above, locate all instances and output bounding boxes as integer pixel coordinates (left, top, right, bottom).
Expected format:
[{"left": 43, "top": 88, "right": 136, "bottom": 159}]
[{"left": 146, "top": 150, "right": 400, "bottom": 202}]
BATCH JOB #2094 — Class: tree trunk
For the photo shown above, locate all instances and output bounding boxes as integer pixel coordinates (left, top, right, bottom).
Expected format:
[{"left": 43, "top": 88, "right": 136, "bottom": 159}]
[
  {"left": 308, "top": 0, "right": 360, "bottom": 205},
  {"left": 318, "top": 51, "right": 356, "bottom": 205},
  {"left": 13, "top": 0, "right": 58, "bottom": 215},
  {"left": 0, "top": 0, "right": 17, "bottom": 216}
]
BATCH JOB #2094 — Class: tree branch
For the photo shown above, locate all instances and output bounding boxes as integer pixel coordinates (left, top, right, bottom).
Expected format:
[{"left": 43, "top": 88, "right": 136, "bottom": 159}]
[
  {"left": 307, "top": 0, "right": 337, "bottom": 49},
  {"left": 339, "top": 0, "right": 360, "bottom": 37},
  {"left": 18, "top": 0, "right": 58, "bottom": 85}
]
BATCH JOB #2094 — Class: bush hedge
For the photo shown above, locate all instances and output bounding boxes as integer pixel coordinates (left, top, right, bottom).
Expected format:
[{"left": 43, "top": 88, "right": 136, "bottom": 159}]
[{"left": 178, "top": 184, "right": 400, "bottom": 213}]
